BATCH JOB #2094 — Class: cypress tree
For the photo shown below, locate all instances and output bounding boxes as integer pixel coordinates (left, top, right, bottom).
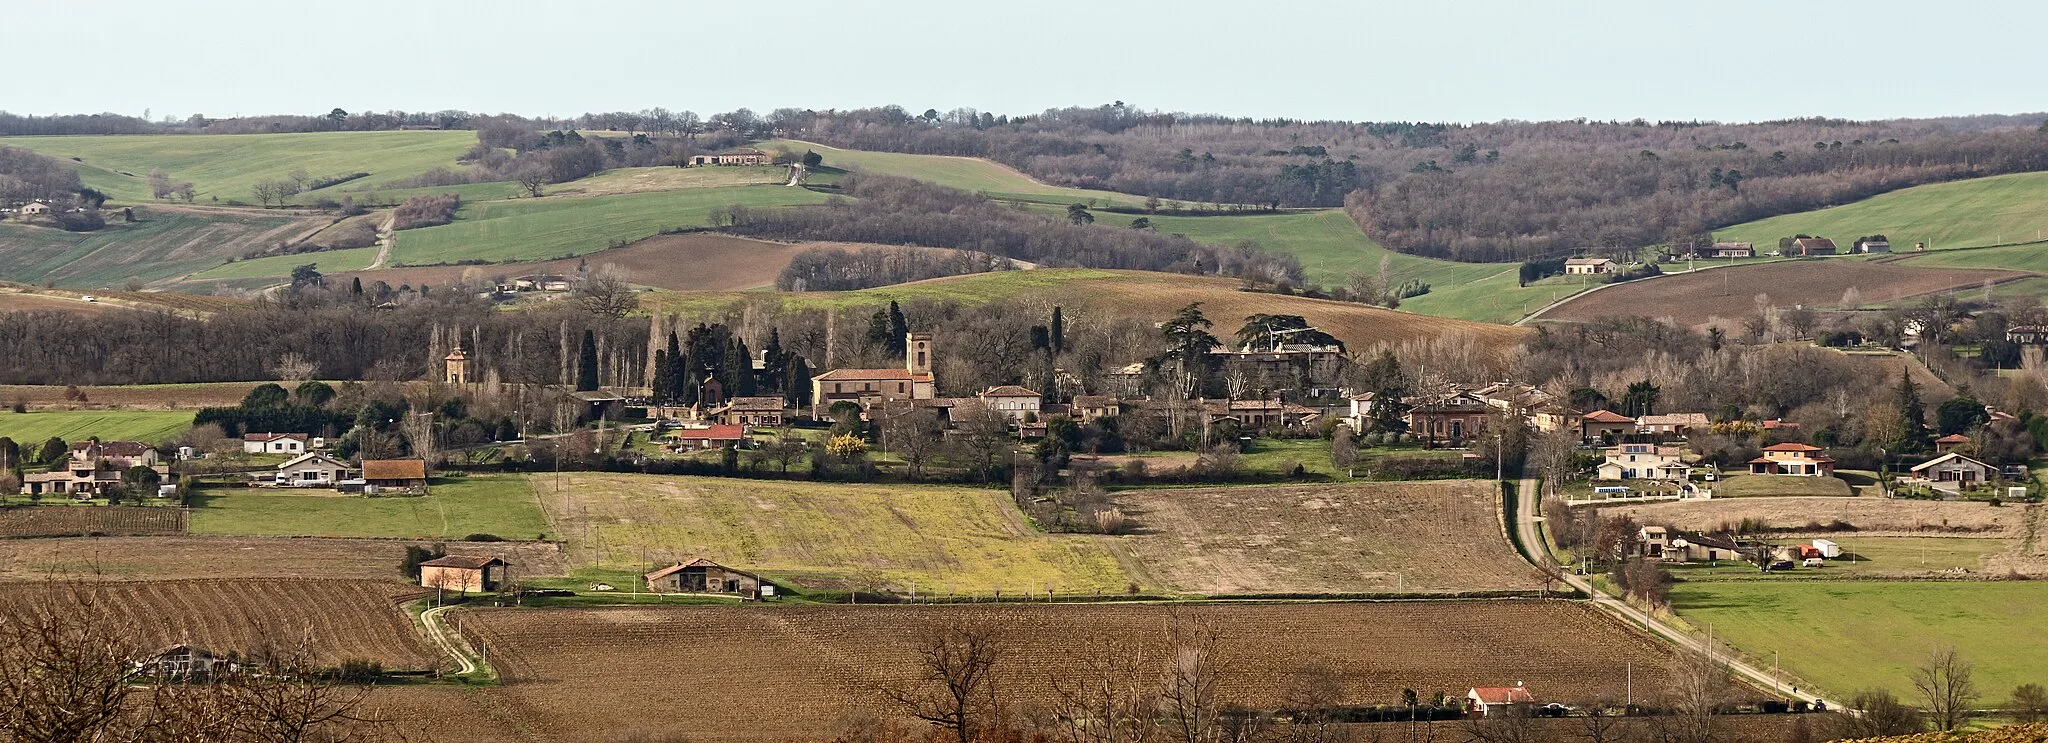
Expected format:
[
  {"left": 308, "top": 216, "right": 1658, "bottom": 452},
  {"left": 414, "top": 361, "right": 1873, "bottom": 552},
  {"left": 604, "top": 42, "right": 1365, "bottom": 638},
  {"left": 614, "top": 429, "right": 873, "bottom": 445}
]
[
  {"left": 651, "top": 350, "right": 670, "bottom": 404},
  {"left": 665, "top": 331, "right": 685, "bottom": 402},
  {"left": 350, "top": 276, "right": 363, "bottom": 297},
  {"left": 576, "top": 329, "right": 599, "bottom": 391},
  {"left": 1897, "top": 369, "right": 1926, "bottom": 450},
  {"left": 719, "top": 339, "right": 745, "bottom": 403},
  {"left": 887, "top": 301, "right": 909, "bottom": 356},
  {"left": 761, "top": 328, "right": 785, "bottom": 394},
  {"left": 1050, "top": 306, "right": 1065, "bottom": 354},
  {"left": 786, "top": 355, "right": 812, "bottom": 408},
  {"left": 735, "top": 338, "right": 757, "bottom": 396}
]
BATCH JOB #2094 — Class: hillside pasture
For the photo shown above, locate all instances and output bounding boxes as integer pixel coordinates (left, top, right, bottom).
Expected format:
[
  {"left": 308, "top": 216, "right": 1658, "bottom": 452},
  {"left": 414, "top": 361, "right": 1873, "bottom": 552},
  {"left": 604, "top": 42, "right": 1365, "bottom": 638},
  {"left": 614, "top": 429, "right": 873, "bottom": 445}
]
[
  {"left": 0, "top": 207, "right": 324, "bottom": 288},
  {"left": 0, "top": 409, "right": 194, "bottom": 444},
  {"left": 0, "top": 578, "right": 438, "bottom": 670},
  {"left": 762, "top": 139, "right": 1149, "bottom": 207},
  {"left": 1592, "top": 496, "right": 2022, "bottom": 536},
  {"left": 1672, "top": 581, "right": 2048, "bottom": 699},
  {"left": 530, "top": 472, "right": 1132, "bottom": 595},
  {"left": 1114, "top": 481, "right": 1536, "bottom": 594},
  {"left": 180, "top": 245, "right": 380, "bottom": 284},
  {"left": 388, "top": 185, "right": 833, "bottom": 265},
  {"left": 643, "top": 269, "right": 1531, "bottom": 356},
  {"left": 0, "top": 536, "right": 565, "bottom": 581},
  {"left": 464, "top": 601, "right": 1677, "bottom": 742},
  {"left": 1715, "top": 171, "right": 2048, "bottom": 253},
  {"left": 1535, "top": 261, "right": 2027, "bottom": 328},
  {"left": 0, "top": 506, "right": 187, "bottom": 538},
  {"left": 0, "top": 130, "right": 478, "bottom": 203},
  {"left": 336, "top": 233, "right": 814, "bottom": 292}
]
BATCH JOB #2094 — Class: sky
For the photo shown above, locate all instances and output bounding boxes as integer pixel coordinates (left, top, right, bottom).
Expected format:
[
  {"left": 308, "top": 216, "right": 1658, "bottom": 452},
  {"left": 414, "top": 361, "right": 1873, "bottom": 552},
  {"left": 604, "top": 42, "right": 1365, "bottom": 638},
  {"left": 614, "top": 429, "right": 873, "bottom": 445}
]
[{"left": 9, "top": 0, "right": 2045, "bottom": 124}]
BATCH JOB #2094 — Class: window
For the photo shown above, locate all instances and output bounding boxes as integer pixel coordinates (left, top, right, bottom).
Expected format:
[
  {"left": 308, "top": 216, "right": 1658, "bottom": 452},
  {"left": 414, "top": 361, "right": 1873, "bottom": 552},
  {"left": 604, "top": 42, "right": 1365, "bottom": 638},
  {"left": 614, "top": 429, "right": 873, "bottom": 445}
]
[
  {"left": 898, "top": 382, "right": 906, "bottom": 394},
  {"left": 917, "top": 350, "right": 927, "bottom": 368}
]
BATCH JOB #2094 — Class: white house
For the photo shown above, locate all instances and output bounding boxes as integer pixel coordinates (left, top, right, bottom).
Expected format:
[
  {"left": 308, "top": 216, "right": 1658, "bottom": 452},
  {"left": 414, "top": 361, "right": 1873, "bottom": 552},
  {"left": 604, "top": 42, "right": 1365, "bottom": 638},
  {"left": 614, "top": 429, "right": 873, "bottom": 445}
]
[
  {"left": 1597, "top": 444, "right": 1691, "bottom": 481},
  {"left": 242, "top": 433, "right": 308, "bottom": 455},
  {"left": 978, "top": 385, "right": 1042, "bottom": 422},
  {"left": 18, "top": 201, "right": 53, "bottom": 216},
  {"left": 1467, "top": 684, "right": 1535, "bottom": 717},
  {"left": 1564, "top": 257, "right": 1615, "bottom": 275},
  {"left": 273, "top": 452, "right": 352, "bottom": 487}
]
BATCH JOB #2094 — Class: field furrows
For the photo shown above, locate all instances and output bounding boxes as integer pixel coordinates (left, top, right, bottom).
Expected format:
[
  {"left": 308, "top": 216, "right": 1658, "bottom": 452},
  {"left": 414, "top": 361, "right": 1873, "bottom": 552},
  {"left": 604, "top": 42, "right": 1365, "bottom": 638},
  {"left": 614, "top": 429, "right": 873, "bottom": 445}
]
[
  {"left": 464, "top": 601, "right": 1676, "bottom": 742},
  {"left": 0, "top": 506, "right": 187, "bottom": 538},
  {"left": 0, "top": 579, "right": 436, "bottom": 670},
  {"left": 0, "top": 536, "right": 564, "bottom": 581}
]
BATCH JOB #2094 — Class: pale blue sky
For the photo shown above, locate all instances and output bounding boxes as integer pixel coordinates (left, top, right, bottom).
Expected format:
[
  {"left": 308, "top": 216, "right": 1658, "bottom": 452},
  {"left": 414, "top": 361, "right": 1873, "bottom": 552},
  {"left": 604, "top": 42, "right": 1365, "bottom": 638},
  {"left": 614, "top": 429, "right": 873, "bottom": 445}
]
[{"left": 9, "top": 0, "right": 2042, "bottom": 124}]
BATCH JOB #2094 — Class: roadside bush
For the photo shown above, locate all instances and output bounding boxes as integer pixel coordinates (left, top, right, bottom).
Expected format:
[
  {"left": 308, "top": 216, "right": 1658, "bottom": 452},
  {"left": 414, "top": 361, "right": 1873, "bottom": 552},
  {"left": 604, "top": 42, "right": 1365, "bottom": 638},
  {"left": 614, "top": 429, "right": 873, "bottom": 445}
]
[{"left": 463, "top": 533, "right": 505, "bottom": 542}]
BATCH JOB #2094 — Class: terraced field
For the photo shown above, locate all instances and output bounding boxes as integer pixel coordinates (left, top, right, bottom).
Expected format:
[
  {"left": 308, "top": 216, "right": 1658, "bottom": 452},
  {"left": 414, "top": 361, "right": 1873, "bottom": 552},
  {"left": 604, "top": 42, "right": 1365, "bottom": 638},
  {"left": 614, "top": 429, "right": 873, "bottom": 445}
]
[{"left": 464, "top": 601, "right": 1677, "bottom": 742}]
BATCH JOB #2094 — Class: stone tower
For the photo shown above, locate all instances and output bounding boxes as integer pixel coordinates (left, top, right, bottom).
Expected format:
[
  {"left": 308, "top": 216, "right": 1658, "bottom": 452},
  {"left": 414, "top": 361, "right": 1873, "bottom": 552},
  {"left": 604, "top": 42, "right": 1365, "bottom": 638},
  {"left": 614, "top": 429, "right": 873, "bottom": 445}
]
[
  {"left": 906, "top": 332, "right": 933, "bottom": 375},
  {"left": 445, "top": 346, "right": 470, "bottom": 385}
]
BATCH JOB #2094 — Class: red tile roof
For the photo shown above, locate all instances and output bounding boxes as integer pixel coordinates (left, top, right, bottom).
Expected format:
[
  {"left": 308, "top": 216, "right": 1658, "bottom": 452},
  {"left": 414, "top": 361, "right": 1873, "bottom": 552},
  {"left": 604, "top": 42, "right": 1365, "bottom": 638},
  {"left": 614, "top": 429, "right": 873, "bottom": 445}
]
[
  {"left": 1935, "top": 434, "right": 1971, "bottom": 444},
  {"left": 419, "top": 555, "right": 502, "bottom": 570},
  {"left": 1582, "top": 410, "right": 1635, "bottom": 423},
  {"left": 675, "top": 425, "right": 745, "bottom": 441},
  {"left": 813, "top": 369, "right": 927, "bottom": 381},
  {"left": 362, "top": 459, "right": 427, "bottom": 481},
  {"left": 1761, "top": 443, "right": 1823, "bottom": 452},
  {"left": 980, "top": 385, "right": 1040, "bottom": 398},
  {"left": 1471, "top": 686, "right": 1536, "bottom": 705}
]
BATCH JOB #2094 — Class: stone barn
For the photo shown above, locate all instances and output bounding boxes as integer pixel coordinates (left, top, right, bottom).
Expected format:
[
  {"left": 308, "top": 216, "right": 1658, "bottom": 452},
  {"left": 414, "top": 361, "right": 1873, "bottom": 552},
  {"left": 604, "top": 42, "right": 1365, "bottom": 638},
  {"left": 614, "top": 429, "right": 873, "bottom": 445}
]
[
  {"left": 644, "top": 558, "right": 764, "bottom": 597},
  {"left": 419, "top": 555, "right": 506, "bottom": 593}
]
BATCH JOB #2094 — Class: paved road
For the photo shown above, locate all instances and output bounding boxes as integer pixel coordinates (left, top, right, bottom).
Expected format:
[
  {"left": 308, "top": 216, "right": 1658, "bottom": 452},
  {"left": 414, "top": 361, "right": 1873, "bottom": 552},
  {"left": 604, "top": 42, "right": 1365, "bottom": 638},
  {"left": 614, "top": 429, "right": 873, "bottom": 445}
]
[{"left": 1509, "top": 474, "right": 1842, "bottom": 711}]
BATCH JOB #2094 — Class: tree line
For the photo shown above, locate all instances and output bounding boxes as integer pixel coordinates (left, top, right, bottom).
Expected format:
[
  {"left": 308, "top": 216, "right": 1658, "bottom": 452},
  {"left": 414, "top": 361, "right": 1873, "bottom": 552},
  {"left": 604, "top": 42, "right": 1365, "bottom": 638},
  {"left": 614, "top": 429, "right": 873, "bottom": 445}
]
[{"left": 775, "top": 246, "right": 1014, "bottom": 291}]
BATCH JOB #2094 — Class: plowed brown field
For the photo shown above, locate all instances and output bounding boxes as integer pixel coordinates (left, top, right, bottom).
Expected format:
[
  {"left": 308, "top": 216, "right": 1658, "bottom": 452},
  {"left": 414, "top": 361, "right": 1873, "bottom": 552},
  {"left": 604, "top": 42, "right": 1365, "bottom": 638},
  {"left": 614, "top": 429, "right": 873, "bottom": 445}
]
[
  {"left": 1116, "top": 481, "right": 1534, "bottom": 594},
  {"left": 464, "top": 601, "right": 1676, "bottom": 742},
  {"left": 0, "top": 579, "right": 436, "bottom": 670},
  {"left": 0, "top": 506, "right": 186, "bottom": 538},
  {"left": 1536, "top": 261, "right": 2025, "bottom": 328},
  {"left": 0, "top": 536, "right": 564, "bottom": 581}
]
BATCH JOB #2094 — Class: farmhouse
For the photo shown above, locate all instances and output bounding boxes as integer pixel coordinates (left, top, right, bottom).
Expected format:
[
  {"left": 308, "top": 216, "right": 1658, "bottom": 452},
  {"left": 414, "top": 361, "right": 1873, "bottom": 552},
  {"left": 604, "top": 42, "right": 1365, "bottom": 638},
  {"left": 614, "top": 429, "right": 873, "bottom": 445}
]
[
  {"left": 810, "top": 332, "right": 937, "bottom": 418},
  {"left": 1072, "top": 395, "right": 1121, "bottom": 422},
  {"left": 242, "top": 432, "right": 308, "bottom": 454},
  {"left": 979, "top": 385, "right": 1043, "bottom": 422},
  {"left": 1856, "top": 239, "right": 1891, "bottom": 253},
  {"left": 1636, "top": 412, "right": 1709, "bottom": 437},
  {"left": 1909, "top": 452, "right": 1998, "bottom": 492},
  {"left": 644, "top": 558, "right": 764, "bottom": 597},
  {"left": 1466, "top": 684, "right": 1535, "bottom": 717},
  {"left": 72, "top": 440, "right": 161, "bottom": 469},
  {"left": 689, "top": 148, "right": 771, "bottom": 166},
  {"left": 1564, "top": 257, "right": 1615, "bottom": 275},
  {"left": 18, "top": 201, "right": 52, "bottom": 216},
  {"left": 672, "top": 424, "right": 745, "bottom": 450},
  {"left": 418, "top": 555, "right": 506, "bottom": 593},
  {"left": 1934, "top": 433, "right": 1972, "bottom": 454},
  {"left": 709, "top": 396, "right": 787, "bottom": 427},
  {"left": 1659, "top": 531, "right": 1742, "bottom": 562},
  {"left": 1707, "top": 242, "right": 1754, "bottom": 258},
  {"left": 1407, "top": 389, "right": 1491, "bottom": 442},
  {"left": 1598, "top": 444, "right": 1691, "bottom": 481},
  {"left": 1580, "top": 409, "right": 1636, "bottom": 442},
  {"left": 1792, "top": 237, "right": 1838, "bottom": 256},
  {"left": 362, "top": 459, "right": 428, "bottom": 490},
  {"left": 20, "top": 441, "right": 166, "bottom": 497},
  {"left": 1748, "top": 443, "right": 1835, "bottom": 476},
  {"left": 274, "top": 452, "right": 352, "bottom": 487}
]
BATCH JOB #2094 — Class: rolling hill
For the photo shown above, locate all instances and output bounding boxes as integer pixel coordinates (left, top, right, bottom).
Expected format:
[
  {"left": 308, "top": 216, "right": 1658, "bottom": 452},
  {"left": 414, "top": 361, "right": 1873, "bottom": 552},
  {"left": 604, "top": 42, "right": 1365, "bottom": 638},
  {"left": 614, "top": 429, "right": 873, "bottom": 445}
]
[
  {"left": 0, "top": 206, "right": 325, "bottom": 287},
  {"left": 0, "top": 130, "right": 477, "bottom": 203},
  {"left": 758, "top": 139, "right": 1149, "bottom": 207},
  {"left": 1533, "top": 260, "right": 2028, "bottom": 327},
  {"left": 1714, "top": 170, "right": 2048, "bottom": 252},
  {"left": 386, "top": 184, "right": 833, "bottom": 265}
]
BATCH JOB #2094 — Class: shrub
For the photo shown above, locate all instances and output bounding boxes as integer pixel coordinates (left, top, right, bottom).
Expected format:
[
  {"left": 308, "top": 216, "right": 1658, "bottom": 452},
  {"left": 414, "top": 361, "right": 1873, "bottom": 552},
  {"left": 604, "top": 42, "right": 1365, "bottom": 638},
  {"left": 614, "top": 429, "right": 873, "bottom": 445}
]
[
  {"left": 463, "top": 533, "right": 506, "bottom": 542},
  {"left": 392, "top": 193, "right": 460, "bottom": 230}
]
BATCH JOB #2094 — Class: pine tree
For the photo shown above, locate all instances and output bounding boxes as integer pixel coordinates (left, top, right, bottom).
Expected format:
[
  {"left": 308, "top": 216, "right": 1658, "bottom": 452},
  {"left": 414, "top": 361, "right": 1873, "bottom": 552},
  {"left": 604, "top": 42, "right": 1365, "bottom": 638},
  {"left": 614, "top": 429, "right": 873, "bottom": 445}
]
[{"left": 576, "top": 329, "right": 599, "bottom": 391}]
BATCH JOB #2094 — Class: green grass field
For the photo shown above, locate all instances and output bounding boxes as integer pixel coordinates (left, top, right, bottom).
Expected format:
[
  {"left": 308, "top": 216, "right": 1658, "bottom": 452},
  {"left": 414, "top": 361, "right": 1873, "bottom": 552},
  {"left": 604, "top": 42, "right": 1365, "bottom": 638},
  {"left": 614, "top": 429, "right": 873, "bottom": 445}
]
[
  {"left": 1143, "top": 210, "right": 1509, "bottom": 288},
  {"left": 183, "top": 246, "right": 381, "bottom": 283},
  {"left": 1670, "top": 581, "right": 2048, "bottom": 699},
  {"left": 1716, "top": 171, "right": 2048, "bottom": 253},
  {"left": 187, "top": 474, "right": 550, "bottom": 539},
  {"left": 1712, "top": 474, "right": 1855, "bottom": 498},
  {"left": 390, "top": 185, "right": 833, "bottom": 265},
  {"left": 0, "top": 131, "right": 478, "bottom": 203},
  {"left": 0, "top": 410, "right": 194, "bottom": 444},
  {"left": 1661, "top": 537, "right": 2009, "bottom": 581},
  {"left": 0, "top": 208, "right": 321, "bottom": 287},
  {"left": 533, "top": 472, "right": 1132, "bottom": 595},
  {"left": 761, "top": 139, "right": 1149, "bottom": 208}
]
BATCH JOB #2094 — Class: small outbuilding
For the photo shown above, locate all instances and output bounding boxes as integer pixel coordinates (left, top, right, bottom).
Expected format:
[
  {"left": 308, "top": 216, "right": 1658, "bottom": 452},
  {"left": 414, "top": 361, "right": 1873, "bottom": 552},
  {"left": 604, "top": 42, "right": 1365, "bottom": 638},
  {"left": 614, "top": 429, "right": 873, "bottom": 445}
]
[
  {"left": 419, "top": 555, "right": 506, "bottom": 593},
  {"left": 146, "top": 644, "right": 234, "bottom": 680},
  {"left": 362, "top": 459, "right": 428, "bottom": 490},
  {"left": 644, "top": 558, "right": 764, "bottom": 597}
]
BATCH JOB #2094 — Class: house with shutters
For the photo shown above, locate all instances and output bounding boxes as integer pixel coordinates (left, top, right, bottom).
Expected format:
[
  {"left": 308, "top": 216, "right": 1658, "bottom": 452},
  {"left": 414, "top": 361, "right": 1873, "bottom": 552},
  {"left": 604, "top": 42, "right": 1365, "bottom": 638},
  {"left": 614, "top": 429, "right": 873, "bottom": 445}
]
[
  {"left": 978, "top": 385, "right": 1043, "bottom": 422},
  {"left": 242, "top": 433, "right": 309, "bottom": 454},
  {"left": 1748, "top": 443, "right": 1835, "bottom": 476},
  {"left": 1597, "top": 444, "right": 1691, "bottom": 481}
]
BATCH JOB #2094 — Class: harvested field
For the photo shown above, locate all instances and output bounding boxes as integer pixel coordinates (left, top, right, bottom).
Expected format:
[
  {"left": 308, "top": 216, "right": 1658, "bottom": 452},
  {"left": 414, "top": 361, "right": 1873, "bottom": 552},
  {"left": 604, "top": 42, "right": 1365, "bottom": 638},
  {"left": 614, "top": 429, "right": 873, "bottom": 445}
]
[
  {"left": 533, "top": 472, "right": 1130, "bottom": 594},
  {"left": 1535, "top": 261, "right": 2027, "bottom": 328},
  {"left": 464, "top": 601, "right": 1677, "bottom": 742},
  {"left": 1591, "top": 497, "right": 2024, "bottom": 536},
  {"left": 1114, "top": 481, "right": 1534, "bottom": 594},
  {"left": 0, "top": 579, "right": 436, "bottom": 670},
  {"left": 0, "top": 292, "right": 122, "bottom": 315},
  {"left": 0, "top": 506, "right": 186, "bottom": 538},
  {"left": 358, "top": 687, "right": 530, "bottom": 743},
  {"left": 0, "top": 536, "right": 565, "bottom": 581}
]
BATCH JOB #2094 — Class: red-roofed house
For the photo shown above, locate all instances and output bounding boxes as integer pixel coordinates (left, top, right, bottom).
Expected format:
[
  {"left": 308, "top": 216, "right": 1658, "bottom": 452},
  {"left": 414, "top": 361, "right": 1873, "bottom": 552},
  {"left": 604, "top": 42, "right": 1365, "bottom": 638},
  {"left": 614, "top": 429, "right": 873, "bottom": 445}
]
[
  {"left": 1934, "top": 433, "right": 1973, "bottom": 454},
  {"left": 673, "top": 425, "right": 746, "bottom": 450},
  {"left": 418, "top": 555, "right": 505, "bottom": 593},
  {"left": 1467, "top": 684, "right": 1535, "bottom": 717},
  {"left": 1792, "top": 237, "right": 1838, "bottom": 256},
  {"left": 709, "top": 396, "right": 788, "bottom": 428},
  {"left": 811, "top": 333, "right": 937, "bottom": 418},
  {"left": 1748, "top": 443, "right": 1835, "bottom": 476},
  {"left": 1581, "top": 410, "right": 1636, "bottom": 442}
]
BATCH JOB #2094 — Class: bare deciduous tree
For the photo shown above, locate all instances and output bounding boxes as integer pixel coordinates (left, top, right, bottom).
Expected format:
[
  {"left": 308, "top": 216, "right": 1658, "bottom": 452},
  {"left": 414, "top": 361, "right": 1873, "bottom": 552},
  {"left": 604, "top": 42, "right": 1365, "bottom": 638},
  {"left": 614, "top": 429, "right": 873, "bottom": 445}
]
[
  {"left": 574, "top": 267, "right": 639, "bottom": 320},
  {"left": 270, "top": 352, "right": 318, "bottom": 383},
  {"left": 1913, "top": 646, "right": 1978, "bottom": 731},
  {"left": 884, "top": 619, "right": 1005, "bottom": 743},
  {"left": 1159, "top": 618, "right": 1224, "bottom": 743}
]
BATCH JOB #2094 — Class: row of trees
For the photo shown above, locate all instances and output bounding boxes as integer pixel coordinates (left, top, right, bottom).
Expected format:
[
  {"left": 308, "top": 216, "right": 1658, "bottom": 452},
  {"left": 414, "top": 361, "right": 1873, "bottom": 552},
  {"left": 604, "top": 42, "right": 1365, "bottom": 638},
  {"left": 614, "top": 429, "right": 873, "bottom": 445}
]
[{"left": 776, "top": 245, "right": 1015, "bottom": 291}]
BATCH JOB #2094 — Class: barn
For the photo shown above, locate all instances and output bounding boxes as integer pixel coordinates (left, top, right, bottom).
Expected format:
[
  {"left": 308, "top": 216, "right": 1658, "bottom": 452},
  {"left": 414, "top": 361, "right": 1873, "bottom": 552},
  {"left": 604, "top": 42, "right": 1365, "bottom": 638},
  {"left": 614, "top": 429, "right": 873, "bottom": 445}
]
[
  {"left": 644, "top": 558, "right": 764, "bottom": 597},
  {"left": 419, "top": 555, "right": 506, "bottom": 593},
  {"left": 362, "top": 459, "right": 429, "bottom": 491}
]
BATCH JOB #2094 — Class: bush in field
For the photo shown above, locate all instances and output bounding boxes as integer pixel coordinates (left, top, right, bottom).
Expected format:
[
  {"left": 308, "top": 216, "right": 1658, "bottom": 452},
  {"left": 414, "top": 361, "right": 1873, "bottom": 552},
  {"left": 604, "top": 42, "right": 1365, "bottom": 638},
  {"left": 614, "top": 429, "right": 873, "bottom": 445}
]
[{"left": 392, "top": 194, "right": 460, "bottom": 230}]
